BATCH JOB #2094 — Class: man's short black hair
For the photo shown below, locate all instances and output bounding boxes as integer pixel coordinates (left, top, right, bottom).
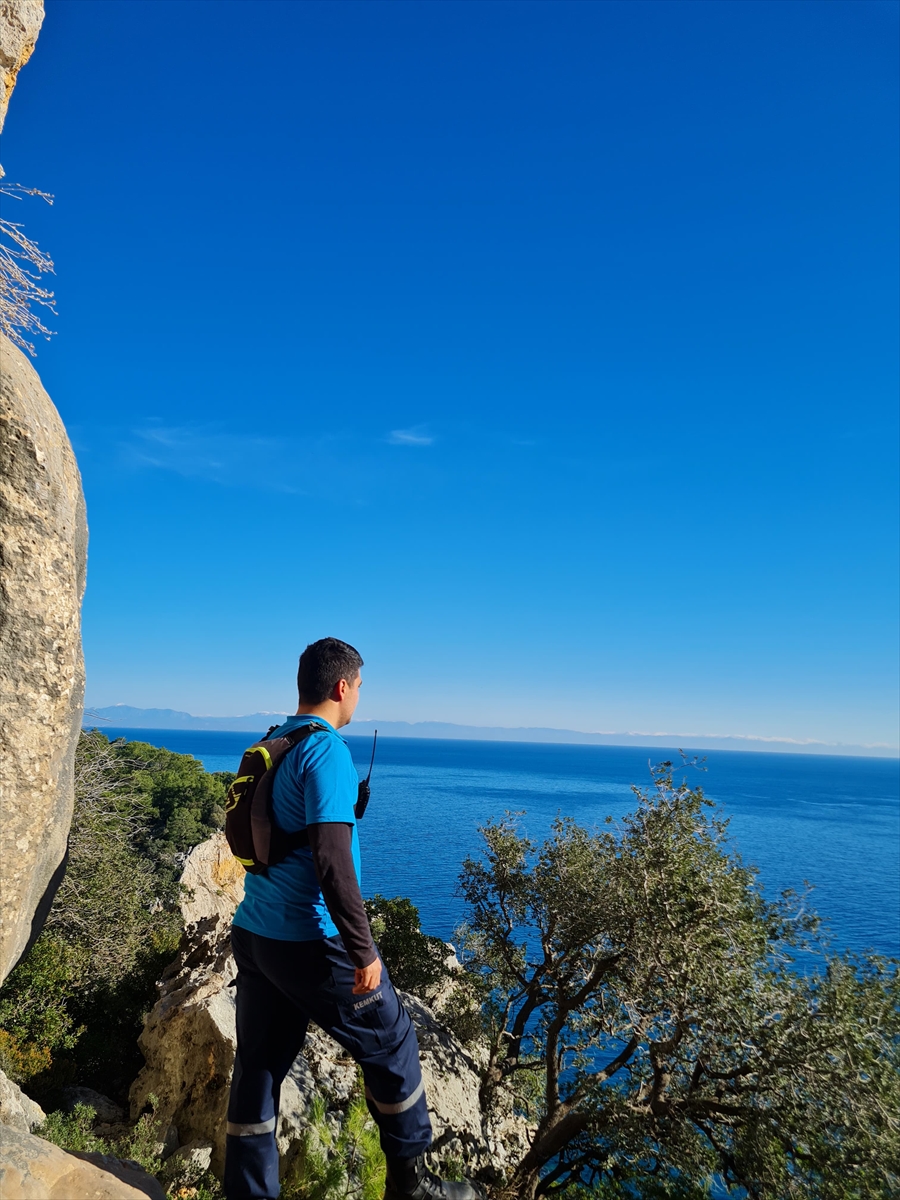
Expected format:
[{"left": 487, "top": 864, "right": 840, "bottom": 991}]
[{"left": 297, "top": 638, "right": 364, "bottom": 706}]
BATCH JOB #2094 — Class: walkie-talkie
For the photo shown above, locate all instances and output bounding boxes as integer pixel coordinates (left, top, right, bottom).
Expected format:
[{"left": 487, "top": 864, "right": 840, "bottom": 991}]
[{"left": 354, "top": 730, "right": 377, "bottom": 820}]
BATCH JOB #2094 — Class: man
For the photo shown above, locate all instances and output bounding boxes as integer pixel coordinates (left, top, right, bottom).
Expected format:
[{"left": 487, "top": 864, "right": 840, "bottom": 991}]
[{"left": 224, "top": 637, "right": 482, "bottom": 1200}]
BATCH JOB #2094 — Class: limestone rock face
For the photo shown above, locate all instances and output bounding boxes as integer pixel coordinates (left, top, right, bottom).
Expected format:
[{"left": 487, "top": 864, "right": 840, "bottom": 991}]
[
  {"left": 0, "top": 0, "right": 43, "bottom": 135},
  {"left": 0, "top": 1067, "right": 45, "bottom": 1133},
  {"left": 394, "top": 991, "right": 484, "bottom": 1159},
  {"left": 0, "top": 333, "right": 87, "bottom": 984},
  {"left": 180, "top": 831, "right": 245, "bottom": 925},
  {"left": 128, "top": 915, "right": 238, "bottom": 1174},
  {"left": 0, "top": 1125, "right": 165, "bottom": 1200},
  {"left": 400, "top": 992, "right": 531, "bottom": 1179}
]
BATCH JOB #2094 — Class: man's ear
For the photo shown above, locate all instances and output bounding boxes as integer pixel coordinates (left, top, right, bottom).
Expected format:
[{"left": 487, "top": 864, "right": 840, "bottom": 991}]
[{"left": 332, "top": 677, "right": 348, "bottom": 702}]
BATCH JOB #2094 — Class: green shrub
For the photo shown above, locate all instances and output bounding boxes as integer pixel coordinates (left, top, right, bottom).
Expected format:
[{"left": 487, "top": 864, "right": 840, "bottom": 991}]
[
  {"left": 122, "top": 739, "right": 226, "bottom": 860},
  {"left": 436, "top": 972, "right": 487, "bottom": 1048},
  {"left": 165, "top": 1168, "right": 224, "bottom": 1200},
  {"left": 0, "top": 935, "right": 83, "bottom": 1082},
  {"left": 38, "top": 1097, "right": 162, "bottom": 1171},
  {"left": 364, "top": 895, "right": 450, "bottom": 997},
  {"left": 283, "top": 1084, "right": 385, "bottom": 1200},
  {"left": 37, "top": 1103, "right": 110, "bottom": 1154}
]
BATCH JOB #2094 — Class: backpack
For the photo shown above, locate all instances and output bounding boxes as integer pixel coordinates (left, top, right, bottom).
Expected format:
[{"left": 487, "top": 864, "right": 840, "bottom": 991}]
[{"left": 224, "top": 722, "right": 327, "bottom": 875}]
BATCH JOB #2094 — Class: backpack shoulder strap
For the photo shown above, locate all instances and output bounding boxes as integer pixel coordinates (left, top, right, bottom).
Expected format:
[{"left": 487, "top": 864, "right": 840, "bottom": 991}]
[
  {"left": 283, "top": 720, "right": 328, "bottom": 746},
  {"left": 262, "top": 719, "right": 328, "bottom": 745},
  {"left": 264, "top": 721, "right": 331, "bottom": 854}
]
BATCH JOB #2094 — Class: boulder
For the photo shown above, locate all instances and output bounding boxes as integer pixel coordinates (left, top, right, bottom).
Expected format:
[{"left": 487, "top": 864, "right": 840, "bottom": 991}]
[
  {"left": 153, "top": 1122, "right": 180, "bottom": 1162},
  {"left": 0, "top": 331, "right": 88, "bottom": 985},
  {"left": 61, "top": 1086, "right": 125, "bottom": 1124},
  {"left": 0, "top": 1125, "right": 165, "bottom": 1200},
  {"left": 179, "top": 831, "right": 245, "bottom": 925},
  {"left": 0, "top": 0, "right": 85, "bottom": 990},
  {"left": 0, "top": 0, "right": 43, "bottom": 135},
  {"left": 158, "top": 1137, "right": 213, "bottom": 1181},
  {"left": 0, "top": 1067, "right": 45, "bottom": 1132},
  {"left": 403, "top": 992, "right": 531, "bottom": 1181}
]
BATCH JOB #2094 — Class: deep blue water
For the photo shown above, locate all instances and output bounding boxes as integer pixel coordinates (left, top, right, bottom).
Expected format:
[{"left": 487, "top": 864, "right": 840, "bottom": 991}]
[{"left": 98, "top": 728, "right": 900, "bottom": 960}]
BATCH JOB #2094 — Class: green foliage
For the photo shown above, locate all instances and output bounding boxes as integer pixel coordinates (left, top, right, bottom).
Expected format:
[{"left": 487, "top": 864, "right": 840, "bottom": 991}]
[
  {"left": 0, "top": 935, "right": 83, "bottom": 1080},
  {"left": 437, "top": 971, "right": 488, "bottom": 1047},
  {"left": 38, "top": 1086, "right": 386, "bottom": 1200},
  {"left": 433, "top": 1155, "right": 467, "bottom": 1183},
  {"left": 0, "top": 731, "right": 227, "bottom": 1098},
  {"left": 283, "top": 1082, "right": 385, "bottom": 1200},
  {"left": 364, "top": 895, "right": 450, "bottom": 997},
  {"left": 363, "top": 894, "right": 487, "bottom": 1047},
  {"left": 557, "top": 1181, "right": 711, "bottom": 1200},
  {"left": 166, "top": 1172, "right": 224, "bottom": 1200},
  {"left": 36, "top": 1090, "right": 384, "bottom": 1200},
  {"left": 37, "top": 1099, "right": 163, "bottom": 1175},
  {"left": 457, "top": 761, "right": 900, "bottom": 1200},
  {"left": 37, "top": 1103, "right": 111, "bottom": 1154},
  {"left": 122, "top": 738, "right": 227, "bottom": 862}
]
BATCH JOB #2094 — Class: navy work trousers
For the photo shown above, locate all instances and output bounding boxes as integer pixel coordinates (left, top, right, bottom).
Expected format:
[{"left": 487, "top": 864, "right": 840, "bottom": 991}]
[{"left": 224, "top": 925, "right": 433, "bottom": 1200}]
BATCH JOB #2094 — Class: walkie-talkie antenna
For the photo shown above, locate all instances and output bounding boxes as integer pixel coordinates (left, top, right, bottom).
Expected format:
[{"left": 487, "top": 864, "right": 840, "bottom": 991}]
[
  {"left": 366, "top": 729, "right": 378, "bottom": 783},
  {"left": 355, "top": 730, "right": 378, "bottom": 820}
]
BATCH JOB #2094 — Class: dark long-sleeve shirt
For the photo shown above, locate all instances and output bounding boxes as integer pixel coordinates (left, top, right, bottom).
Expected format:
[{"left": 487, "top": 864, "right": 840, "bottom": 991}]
[{"left": 308, "top": 822, "right": 376, "bottom": 968}]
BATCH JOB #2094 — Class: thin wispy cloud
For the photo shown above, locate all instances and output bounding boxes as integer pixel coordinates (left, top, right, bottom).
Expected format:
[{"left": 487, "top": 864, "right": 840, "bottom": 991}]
[
  {"left": 121, "top": 423, "right": 413, "bottom": 505},
  {"left": 386, "top": 427, "right": 434, "bottom": 447},
  {"left": 121, "top": 424, "right": 302, "bottom": 492}
]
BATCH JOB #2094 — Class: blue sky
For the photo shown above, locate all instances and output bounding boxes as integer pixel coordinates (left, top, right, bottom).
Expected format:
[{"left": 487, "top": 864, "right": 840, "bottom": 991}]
[{"left": 5, "top": 0, "right": 898, "bottom": 748}]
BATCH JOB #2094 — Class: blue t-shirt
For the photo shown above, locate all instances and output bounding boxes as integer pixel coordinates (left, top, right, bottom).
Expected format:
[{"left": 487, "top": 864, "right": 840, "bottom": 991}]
[{"left": 232, "top": 715, "right": 362, "bottom": 942}]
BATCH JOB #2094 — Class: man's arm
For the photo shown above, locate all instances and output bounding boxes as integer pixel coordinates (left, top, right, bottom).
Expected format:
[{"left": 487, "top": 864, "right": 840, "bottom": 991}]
[{"left": 307, "top": 822, "right": 381, "bottom": 992}]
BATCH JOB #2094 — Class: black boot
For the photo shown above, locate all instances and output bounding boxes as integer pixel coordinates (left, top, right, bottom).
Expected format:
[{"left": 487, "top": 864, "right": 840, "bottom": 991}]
[{"left": 384, "top": 1154, "right": 484, "bottom": 1200}]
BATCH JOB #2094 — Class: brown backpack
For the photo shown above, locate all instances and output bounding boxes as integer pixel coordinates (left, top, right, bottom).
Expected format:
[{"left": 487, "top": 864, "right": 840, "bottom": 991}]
[{"left": 224, "top": 722, "right": 327, "bottom": 875}]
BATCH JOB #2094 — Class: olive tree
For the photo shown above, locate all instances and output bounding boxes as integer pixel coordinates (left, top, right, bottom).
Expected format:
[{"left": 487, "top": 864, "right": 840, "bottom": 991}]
[{"left": 456, "top": 763, "right": 899, "bottom": 1199}]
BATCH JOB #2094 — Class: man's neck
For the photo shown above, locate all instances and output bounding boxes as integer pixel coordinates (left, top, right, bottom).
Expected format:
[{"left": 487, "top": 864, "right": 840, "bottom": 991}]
[{"left": 295, "top": 701, "right": 347, "bottom": 729}]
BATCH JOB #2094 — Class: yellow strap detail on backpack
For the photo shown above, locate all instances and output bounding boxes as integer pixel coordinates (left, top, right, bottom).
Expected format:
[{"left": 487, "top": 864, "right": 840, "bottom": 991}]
[
  {"left": 251, "top": 745, "right": 273, "bottom": 771},
  {"left": 224, "top": 775, "right": 255, "bottom": 813}
]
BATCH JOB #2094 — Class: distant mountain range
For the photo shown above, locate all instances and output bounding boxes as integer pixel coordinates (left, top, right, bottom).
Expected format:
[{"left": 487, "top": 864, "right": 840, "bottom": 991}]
[
  {"left": 82, "top": 705, "right": 897, "bottom": 757},
  {"left": 84, "top": 705, "right": 292, "bottom": 732}
]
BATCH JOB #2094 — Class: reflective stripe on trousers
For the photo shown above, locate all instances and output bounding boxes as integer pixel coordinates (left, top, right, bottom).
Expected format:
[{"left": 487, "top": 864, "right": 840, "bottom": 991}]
[{"left": 227, "top": 1117, "right": 277, "bottom": 1136}]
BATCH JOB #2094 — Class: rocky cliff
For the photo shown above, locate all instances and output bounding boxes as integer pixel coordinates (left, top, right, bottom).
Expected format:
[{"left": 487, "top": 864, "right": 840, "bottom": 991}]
[
  {"left": 0, "top": 331, "right": 87, "bottom": 985},
  {"left": 0, "top": 0, "right": 86, "bottom": 989},
  {"left": 0, "top": 0, "right": 42, "bottom": 135}
]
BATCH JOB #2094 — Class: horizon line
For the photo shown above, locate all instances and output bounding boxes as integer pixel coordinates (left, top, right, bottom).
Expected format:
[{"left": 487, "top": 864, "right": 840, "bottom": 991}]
[{"left": 83, "top": 705, "right": 900, "bottom": 758}]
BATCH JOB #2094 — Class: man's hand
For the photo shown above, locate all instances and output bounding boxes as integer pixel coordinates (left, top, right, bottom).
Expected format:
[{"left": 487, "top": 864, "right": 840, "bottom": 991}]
[{"left": 352, "top": 956, "right": 382, "bottom": 995}]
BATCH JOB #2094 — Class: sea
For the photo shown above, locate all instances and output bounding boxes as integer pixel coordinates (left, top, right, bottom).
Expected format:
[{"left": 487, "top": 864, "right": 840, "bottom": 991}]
[{"left": 98, "top": 727, "right": 899, "bottom": 961}]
